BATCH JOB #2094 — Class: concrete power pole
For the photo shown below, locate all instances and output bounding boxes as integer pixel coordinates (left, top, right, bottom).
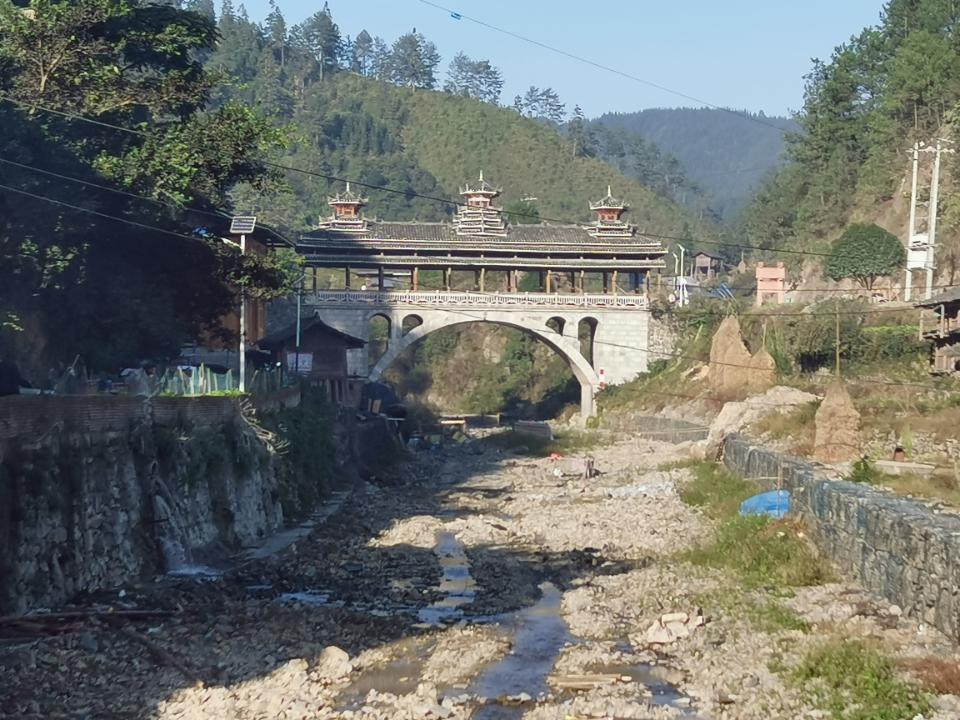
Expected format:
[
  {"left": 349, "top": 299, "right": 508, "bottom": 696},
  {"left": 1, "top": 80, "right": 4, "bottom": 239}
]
[
  {"left": 905, "top": 141, "right": 920, "bottom": 302},
  {"left": 906, "top": 139, "right": 954, "bottom": 301}
]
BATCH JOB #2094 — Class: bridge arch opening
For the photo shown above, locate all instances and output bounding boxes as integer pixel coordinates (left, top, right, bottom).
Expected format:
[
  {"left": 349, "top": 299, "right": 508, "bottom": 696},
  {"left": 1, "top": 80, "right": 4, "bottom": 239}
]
[
  {"left": 578, "top": 317, "right": 598, "bottom": 367},
  {"left": 401, "top": 314, "right": 423, "bottom": 335},
  {"left": 546, "top": 317, "right": 565, "bottom": 335},
  {"left": 367, "top": 313, "right": 391, "bottom": 370},
  {"left": 369, "top": 319, "right": 599, "bottom": 420}
]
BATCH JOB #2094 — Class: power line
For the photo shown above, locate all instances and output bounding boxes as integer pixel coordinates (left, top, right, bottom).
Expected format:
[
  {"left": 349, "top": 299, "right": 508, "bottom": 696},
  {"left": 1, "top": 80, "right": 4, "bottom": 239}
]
[
  {"left": 416, "top": 0, "right": 792, "bottom": 136},
  {"left": 1, "top": 160, "right": 943, "bottom": 312},
  {"left": 0, "top": 156, "right": 227, "bottom": 221},
  {"left": 423, "top": 304, "right": 952, "bottom": 391},
  {"left": 0, "top": 182, "right": 218, "bottom": 244},
  {"left": 3, "top": 164, "right": 942, "bottom": 391},
  {"left": 0, "top": 94, "right": 820, "bottom": 260}
]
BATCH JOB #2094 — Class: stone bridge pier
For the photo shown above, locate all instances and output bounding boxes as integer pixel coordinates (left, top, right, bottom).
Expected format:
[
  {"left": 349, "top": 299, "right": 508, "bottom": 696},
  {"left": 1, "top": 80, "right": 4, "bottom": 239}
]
[{"left": 306, "top": 291, "right": 660, "bottom": 421}]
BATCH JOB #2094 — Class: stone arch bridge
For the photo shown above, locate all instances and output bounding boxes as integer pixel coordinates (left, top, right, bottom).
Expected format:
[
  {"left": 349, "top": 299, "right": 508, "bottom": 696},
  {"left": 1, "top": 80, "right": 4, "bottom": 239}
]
[{"left": 306, "top": 291, "right": 663, "bottom": 419}]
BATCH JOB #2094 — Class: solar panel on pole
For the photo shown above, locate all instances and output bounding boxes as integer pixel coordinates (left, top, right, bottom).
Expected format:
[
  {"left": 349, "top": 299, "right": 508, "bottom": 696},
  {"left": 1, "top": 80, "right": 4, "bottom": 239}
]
[{"left": 229, "top": 216, "right": 257, "bottom": 235}]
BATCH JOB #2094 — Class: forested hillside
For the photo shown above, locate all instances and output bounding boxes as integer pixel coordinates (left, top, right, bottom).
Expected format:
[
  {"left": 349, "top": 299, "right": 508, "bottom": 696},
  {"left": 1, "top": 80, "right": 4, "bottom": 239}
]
[
  {"left": 741, "top": 0, "right": 960, "bottom": 281},
  {"left": 193, "top": 2, "right": 713, "bottom": 236},
  {"left": 594, "top": 108, "right": 795, "bottom": 221}
]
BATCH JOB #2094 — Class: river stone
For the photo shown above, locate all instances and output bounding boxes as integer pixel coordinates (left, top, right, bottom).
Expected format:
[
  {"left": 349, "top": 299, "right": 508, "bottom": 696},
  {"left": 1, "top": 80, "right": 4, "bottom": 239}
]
[
  {"left": 709, "top": 316, "right": 754, "bottom": 394},
  {"left": 315, "top": 645, "right": 352, "bottom": 679},
  {"left": 813, "top": 382, "right": 862, "bottom": 463}
]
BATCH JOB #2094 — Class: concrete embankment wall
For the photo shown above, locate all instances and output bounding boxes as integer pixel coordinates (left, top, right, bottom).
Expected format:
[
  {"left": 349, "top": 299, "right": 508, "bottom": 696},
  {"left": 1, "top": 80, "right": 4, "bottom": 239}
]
[
  {"left": 602, "top": 413, "right": 709, "bottom": 444},
  {"left": 723, "top": 434, "right": 960, "bottom": 640},
  {"left": 0, "top": 392, "right": 303, "bottom": 615}
]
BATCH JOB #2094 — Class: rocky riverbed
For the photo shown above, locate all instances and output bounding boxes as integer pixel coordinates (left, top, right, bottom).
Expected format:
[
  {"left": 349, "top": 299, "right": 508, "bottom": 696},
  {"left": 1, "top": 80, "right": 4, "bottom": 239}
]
[{"left": 2, "top": 428, "right": 960, "bottom": 719}]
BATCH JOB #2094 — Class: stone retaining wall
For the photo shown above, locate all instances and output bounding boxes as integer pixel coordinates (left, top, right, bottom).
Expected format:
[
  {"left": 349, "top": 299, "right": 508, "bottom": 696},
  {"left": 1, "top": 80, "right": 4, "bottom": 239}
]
[
  {"left": 0, "top": 389, "right": 301, "bottom": 441},
  {"left": 0, "top": 390, "right": 312, "bottom": 616},
  {"left": 723, "top": 434, "right": 960, "bottom": 640}
]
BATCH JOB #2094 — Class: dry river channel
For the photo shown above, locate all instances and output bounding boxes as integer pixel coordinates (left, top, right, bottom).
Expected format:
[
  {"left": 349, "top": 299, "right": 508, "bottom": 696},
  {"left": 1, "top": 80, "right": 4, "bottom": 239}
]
[{"left": 3, "top": 430, "right": 960, "bottom": 719}]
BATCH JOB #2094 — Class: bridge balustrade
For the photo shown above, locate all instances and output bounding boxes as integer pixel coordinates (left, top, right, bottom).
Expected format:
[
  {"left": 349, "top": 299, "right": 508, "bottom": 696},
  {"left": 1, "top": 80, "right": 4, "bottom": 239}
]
[{"left": 310, "top": 290, "right": 647, "bottom": 309}]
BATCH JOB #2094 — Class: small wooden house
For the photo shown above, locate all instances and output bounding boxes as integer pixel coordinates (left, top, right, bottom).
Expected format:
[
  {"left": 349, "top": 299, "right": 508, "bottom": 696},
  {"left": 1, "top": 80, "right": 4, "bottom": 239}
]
[
  {"left": 917, "top": 288, "right": 960, "bottom": 374},
  {"left": 693, "top": 251, "right": 723, "bottom": 280},
  {"left": 258, "top": 314, "right": 366, "bottom": 403}
]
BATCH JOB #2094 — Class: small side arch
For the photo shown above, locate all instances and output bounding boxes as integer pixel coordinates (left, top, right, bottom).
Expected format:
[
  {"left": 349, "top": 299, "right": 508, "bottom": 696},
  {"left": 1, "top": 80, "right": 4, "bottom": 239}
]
[
  {"left": 367, "top": 313, "right": 392, "bottom": 370},
  {"left": 546, "top": 316, "right": 565, "bottom": 335},
  {"left": 402, "top": 314, "right": 423, "bottom": 335},
  {"left": 578, "top": 317, "right": 598, "bottom": 367}
]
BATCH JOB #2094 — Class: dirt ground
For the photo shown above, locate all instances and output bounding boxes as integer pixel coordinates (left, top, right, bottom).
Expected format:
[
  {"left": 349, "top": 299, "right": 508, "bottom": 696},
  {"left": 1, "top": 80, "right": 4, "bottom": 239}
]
[{"left": 2, "top": 429, "right": 959, "bottom": 719}]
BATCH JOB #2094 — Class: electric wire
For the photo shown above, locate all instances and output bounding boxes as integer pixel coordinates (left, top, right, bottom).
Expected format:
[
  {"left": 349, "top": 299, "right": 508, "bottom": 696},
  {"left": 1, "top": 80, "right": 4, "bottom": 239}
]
[
  {"left": 1, "top": 172, "right": 952, "bottom": 392},
  {"left": 416, "top": 0, "right": 793, "bottom": 135},
  {"left": 0, "top": 94, "right": 831, "bottom": 259}
]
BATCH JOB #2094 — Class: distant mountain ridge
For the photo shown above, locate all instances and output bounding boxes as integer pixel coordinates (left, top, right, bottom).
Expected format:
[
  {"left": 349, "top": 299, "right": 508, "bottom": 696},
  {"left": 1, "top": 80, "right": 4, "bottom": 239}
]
[{"left": 593, "top": 108, "right": 797, "bottom": 221}]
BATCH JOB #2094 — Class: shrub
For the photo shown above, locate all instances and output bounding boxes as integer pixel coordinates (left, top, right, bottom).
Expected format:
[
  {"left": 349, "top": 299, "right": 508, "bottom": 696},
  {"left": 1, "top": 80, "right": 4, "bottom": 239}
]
[{"left": 794, "top": 639, "right": 930, "bottom": 720}]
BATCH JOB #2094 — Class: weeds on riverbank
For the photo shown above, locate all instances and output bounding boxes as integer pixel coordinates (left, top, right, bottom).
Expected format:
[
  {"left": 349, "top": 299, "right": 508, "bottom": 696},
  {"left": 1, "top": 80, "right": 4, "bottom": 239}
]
[
  {"left": 684, "top": 516, "right": 829, "bottom": 587},
  {"left": 679, "top": 461, "right": 828, "bottom": 587},
  {"left": 794, "top": 639, "right": 930, "bottom": 720},
  {"left": 678, "top": 460, "right": 754, "bottom": 519}
]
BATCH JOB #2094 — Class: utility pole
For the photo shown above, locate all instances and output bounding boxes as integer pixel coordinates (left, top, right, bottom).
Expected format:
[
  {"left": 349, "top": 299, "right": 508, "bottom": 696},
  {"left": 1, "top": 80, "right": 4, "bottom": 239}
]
[
  {"left": 834, "top": 302, "right": 841, "bottom": 378},
  {"left": 905, "top": 141, "right": 920, "bottom": 302},
  {"left": 905, "top": 139, "right": 955, "bottom": 301},
  {"left": 926, "top": 139, "right": 944, "bottom": 300}
]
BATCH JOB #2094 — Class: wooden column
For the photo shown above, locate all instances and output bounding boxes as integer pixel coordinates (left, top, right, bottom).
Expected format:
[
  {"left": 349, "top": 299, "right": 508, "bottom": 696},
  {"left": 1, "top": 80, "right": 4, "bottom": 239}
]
[
  {"left": 479, "top": 267, "right": 486, "bottom": 292},
  {"left": 444, "top": 267, "right": 451, "bottom": 291},
  {"left": 344, "top": 266, "right": 351, "bottom": 289},
  {"left": 569, "top": 271, "right": 576, "bottom": 292},
  {"left": 412, "top": 267, "right": 419, "bottom": 291},
  {"left": 474, "top": 269, "right": 481, "bottom": 291},
  {"left": 377, "top": 266, "right": 385, "bottom": 291},
  {"left": 578, "top": 270, "right": 585, "bottom": 293},
  {"left": 611, "top": 270, "right": 618, "bottom": 295},
  {"left": 545, "top": 271, "right": 553, "bottom": 293}
]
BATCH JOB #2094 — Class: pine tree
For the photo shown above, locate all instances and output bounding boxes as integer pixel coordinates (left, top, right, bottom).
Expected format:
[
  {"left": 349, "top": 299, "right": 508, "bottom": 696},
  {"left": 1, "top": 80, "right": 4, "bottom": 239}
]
[
  {"left": 353, "top": 30, "right": 374, "bottom": 75},
  {"left": 263, "top": 0, "right": 286, "bottom": 66},
  {"left": 567, "top": 104, "right": 595, "bottom": 157},
  {"left": 290, "top": 4, "right": 340, "bottom": 79},
  {"left": 388, "top": 30, "right": 440, "bottom": 89},
  {"left": 370, "top": 36, "right": 390, "bottom": 80}
]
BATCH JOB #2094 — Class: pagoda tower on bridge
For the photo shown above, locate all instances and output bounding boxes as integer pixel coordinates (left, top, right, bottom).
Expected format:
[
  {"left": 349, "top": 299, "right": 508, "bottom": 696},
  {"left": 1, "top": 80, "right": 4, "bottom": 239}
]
[
  {"left": 453, "top": 171, "right": 508, "bottom": 237},
  {"left": 317, "top": 182, "right": 369, "bottom": 233},
  {"left": 587, "top": 186, "right": 633, "bottom": 239}
]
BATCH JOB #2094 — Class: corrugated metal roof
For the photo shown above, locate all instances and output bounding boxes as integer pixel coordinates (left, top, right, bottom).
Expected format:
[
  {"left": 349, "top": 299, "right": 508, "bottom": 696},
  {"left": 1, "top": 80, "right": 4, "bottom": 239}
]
[{"left": 916, "top": 287, "right": 960, "bottom": 307}]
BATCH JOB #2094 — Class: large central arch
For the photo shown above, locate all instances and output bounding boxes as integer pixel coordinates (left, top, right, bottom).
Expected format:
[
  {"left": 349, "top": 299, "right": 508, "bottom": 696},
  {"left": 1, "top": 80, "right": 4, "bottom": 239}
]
[{"left": 368, "top": 315, "right": 600, "bottom": 419}]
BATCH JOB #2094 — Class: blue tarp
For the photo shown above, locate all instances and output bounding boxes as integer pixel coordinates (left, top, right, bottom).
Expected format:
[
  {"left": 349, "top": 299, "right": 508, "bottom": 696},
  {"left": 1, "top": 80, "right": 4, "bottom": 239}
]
[{"left": 739, "top": 490, "right": 790, "bottom": 519}]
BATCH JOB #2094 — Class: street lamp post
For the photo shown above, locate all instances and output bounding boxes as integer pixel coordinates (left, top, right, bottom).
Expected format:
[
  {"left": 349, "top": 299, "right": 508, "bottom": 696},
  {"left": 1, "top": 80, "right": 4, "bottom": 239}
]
[
  {"left": 295, "top": 272, "right": 305, "bottom": 376},
  {"left": 228, "top": 216, "right": 257, "bottom": 393}
]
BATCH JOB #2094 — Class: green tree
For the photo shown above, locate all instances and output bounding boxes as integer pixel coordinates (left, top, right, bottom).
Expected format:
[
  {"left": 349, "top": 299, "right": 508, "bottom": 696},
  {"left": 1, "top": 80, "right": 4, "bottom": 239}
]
[
  {"left": 504, "top": 198, "right": 540, "bottom": 224},
  {"left": 825, "top": 223, "right": 905, "bottom": 289},
  {"left": 567, "top": 104, "right": 595, "bottom": 158},
  {"left": 388, "top": 30, "right": 440, "bottom": 89},
  {"left": 0, "top": 0, "right": 293, "bottom": 374}
]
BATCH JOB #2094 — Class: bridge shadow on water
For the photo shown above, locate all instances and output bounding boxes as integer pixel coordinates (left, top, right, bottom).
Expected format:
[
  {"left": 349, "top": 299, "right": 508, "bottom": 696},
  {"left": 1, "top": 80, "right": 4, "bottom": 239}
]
[{"left": 6, "top": 434, "right": 654, "bottom": 719}]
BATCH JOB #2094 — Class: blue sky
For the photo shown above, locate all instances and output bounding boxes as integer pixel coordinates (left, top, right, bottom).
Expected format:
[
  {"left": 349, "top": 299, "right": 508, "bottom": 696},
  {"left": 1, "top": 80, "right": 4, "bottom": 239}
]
[{"left": 239, "top": 0, "right": 885, "bottom": 118}]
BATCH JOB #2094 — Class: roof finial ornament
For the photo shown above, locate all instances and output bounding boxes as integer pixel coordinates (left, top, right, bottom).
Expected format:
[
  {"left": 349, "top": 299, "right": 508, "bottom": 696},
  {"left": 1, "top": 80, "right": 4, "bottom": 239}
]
[
  {"left": 607, "top": 185, "right": 612, "bottom": 197},
  {"left": 479, "top": 169, "right": 484, "bottom": 182},
  {"left": 346, "top": 181, "right": 351, "bottom": 193}
]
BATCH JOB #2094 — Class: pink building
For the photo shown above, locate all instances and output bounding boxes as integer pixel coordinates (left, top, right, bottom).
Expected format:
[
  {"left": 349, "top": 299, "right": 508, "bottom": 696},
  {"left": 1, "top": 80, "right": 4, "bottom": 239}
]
[{"left": 756, "top": 262, "right": 787, "bottom": 306}]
